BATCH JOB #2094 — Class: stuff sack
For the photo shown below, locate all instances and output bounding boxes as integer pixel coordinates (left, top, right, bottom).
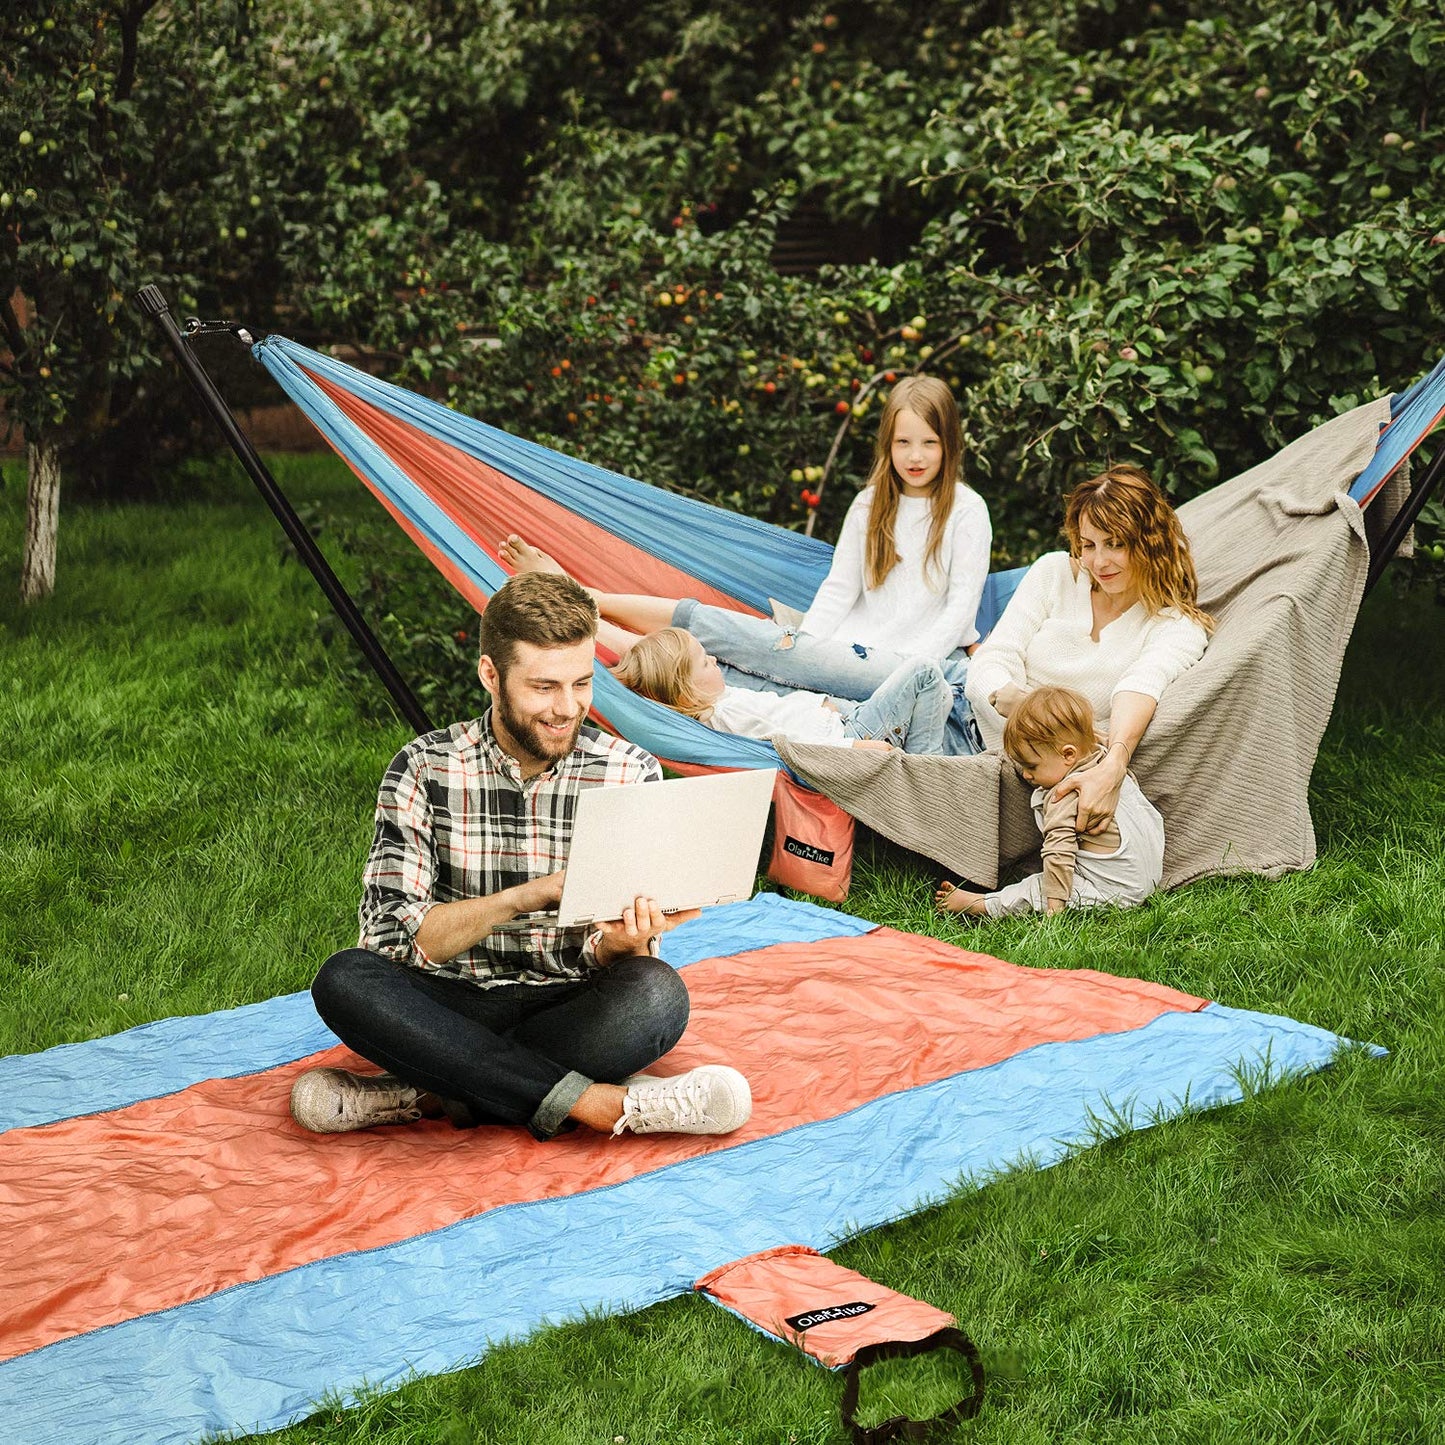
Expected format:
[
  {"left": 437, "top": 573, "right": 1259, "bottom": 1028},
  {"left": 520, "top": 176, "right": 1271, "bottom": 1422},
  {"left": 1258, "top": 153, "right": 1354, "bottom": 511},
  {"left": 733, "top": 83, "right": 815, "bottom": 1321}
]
[
  {"left": 767, "top": 771, "right": 855, "bottom": 902},
  {"left": 696, "top": 1245, "right": 984, "bottom": 1444}
]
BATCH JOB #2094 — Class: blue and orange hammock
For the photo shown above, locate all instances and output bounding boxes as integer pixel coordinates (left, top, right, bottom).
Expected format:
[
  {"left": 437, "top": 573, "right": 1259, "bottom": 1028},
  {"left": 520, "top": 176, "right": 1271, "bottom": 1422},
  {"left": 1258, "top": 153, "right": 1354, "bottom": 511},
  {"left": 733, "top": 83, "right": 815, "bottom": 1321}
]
[{"left": 253, "top": 335, "right": 1445, "bottom": 772}]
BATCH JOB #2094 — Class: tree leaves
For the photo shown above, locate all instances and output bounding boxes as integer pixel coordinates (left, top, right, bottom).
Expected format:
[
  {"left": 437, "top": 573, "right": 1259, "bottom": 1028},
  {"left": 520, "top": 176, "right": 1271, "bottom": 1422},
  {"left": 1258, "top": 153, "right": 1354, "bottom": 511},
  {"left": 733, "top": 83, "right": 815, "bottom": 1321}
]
[{"left": 3, "top": 0, "right": 1443, "bottom": 580}]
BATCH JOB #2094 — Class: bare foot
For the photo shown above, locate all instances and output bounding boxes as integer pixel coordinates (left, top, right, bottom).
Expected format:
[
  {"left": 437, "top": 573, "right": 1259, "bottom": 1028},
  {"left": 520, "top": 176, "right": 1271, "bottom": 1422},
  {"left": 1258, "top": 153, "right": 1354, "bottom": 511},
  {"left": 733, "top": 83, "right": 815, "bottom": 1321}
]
[
  {"left": 499, "top": 533, "right": 568, "bottom": 577},
  {"left": 935, "top": 881, "right": 988, "bottom": 917}
]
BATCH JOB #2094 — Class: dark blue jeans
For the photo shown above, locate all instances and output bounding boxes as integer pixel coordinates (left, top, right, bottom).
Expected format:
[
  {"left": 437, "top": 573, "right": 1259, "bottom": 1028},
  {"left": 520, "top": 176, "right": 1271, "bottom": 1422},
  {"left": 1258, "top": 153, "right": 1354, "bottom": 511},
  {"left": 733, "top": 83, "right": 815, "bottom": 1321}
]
[{"left": 311, "top": 949, "right": 690, "bottom": 1140}]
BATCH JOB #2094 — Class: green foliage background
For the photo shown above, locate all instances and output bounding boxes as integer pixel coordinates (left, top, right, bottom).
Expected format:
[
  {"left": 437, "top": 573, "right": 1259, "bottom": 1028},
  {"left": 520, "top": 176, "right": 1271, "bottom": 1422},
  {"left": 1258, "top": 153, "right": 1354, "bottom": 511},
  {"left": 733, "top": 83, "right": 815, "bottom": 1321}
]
[{"left": 3, "top": 0, "right": 1444, "bottom": 568}]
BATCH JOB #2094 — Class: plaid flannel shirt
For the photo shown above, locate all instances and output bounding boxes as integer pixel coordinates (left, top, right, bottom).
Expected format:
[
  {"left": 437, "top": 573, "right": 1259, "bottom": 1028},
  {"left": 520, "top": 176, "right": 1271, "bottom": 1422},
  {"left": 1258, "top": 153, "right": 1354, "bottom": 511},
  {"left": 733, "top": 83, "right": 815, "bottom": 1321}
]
[{"left": 358, "top": 711, "right": 662, "bottom": 987}]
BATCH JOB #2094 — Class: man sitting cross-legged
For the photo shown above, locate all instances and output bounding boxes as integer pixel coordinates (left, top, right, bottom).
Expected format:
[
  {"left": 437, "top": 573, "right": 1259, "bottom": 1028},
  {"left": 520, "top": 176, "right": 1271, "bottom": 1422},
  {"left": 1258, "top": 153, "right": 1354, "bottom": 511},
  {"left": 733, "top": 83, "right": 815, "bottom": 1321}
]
[{"left": 291, "top": 572, "right": 751, "bottom": 1141}]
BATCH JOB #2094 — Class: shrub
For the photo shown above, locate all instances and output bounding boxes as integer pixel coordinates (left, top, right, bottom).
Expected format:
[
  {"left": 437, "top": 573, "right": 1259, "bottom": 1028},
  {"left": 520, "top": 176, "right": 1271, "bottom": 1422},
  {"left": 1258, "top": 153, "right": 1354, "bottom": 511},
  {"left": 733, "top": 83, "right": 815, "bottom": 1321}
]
[
  {"left": 10, "top": 0, "right": 1443, "bottom": 602},
  {"left": 289, "top": 1, "right": 1445, "bottom": 574}
]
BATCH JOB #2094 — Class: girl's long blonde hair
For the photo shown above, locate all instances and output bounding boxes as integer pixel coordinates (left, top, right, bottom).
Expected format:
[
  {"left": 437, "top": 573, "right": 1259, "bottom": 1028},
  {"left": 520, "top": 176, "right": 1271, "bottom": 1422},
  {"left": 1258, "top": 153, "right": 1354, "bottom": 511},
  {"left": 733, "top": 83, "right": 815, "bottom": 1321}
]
[
  {"left": 609, "top": 628, "right": 717, "bottom": 720},
  {"left": 1063, "top": 465, "right": 1214, "bottom": 632},
  {"left": 862, "top": 375, "right": 963, "bottom": 590}
]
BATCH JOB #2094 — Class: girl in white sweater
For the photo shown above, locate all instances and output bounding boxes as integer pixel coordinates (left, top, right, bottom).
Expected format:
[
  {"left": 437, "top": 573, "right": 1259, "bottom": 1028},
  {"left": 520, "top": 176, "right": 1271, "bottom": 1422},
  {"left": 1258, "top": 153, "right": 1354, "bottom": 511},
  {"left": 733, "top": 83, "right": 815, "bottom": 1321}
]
[
  {"left": 964, "top": 464, "right": 1213, "bottom": 834},
  {"left": 499, "top": 378, "right": 990, "bottom": 746},
  {"left": 790, "top": 375, "right": 992, "bottom": 668}
]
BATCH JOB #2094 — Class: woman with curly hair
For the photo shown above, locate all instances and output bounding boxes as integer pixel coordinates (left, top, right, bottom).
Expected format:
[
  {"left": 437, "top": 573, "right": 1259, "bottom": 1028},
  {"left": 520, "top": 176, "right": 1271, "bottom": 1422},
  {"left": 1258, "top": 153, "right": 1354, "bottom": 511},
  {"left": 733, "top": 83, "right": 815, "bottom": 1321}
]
[{"left": 962, "top": 464, "right": 1213, "bottom": 838}]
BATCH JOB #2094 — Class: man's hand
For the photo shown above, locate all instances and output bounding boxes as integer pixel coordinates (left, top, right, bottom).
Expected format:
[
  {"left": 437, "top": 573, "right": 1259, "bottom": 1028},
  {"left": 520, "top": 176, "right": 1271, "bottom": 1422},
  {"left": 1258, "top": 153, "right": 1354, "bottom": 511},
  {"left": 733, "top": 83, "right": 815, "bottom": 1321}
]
[
  {"left": 414, "top": 868, "right": 567, "bottom": 965},
  {"left": 512, "top": 869, "right": 567, "bottom": 915},
  {"left": 594, "top": 896, "right": 700, "bottom": 965},
  {"left": 1051, "top": 750, "right": 1126, "bottom": 835}
]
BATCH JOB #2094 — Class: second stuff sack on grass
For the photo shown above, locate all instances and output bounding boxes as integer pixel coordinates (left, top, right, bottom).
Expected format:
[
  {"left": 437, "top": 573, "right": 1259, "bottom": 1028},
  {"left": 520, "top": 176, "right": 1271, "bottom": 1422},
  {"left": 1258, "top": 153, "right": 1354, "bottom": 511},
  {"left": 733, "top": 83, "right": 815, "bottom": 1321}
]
[
  {"left": 767, "top": 771, "right": 855, "bottom": 902},
  {"left": 696, "top": 1245, "right": 984, "bottom": 1443}
]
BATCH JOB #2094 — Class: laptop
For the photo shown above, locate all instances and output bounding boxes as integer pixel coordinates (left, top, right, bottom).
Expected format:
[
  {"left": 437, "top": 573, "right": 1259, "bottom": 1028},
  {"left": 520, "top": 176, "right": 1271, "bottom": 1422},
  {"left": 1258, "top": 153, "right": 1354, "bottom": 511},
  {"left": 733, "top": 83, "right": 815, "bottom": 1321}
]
[{"left": 502, "top": 768, "right": 778, "bottom": 929}]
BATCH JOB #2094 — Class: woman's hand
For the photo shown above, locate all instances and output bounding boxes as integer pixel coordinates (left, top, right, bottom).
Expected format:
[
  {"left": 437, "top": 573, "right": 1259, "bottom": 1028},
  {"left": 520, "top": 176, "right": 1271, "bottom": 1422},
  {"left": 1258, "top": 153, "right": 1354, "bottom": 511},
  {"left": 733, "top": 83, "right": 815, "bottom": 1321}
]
[
  {"left": 1051, "top": 748, "right": 1127, "bottom": 834},
  {"left": 1053, "top": 690, "right": 1156, "bottom": 833},
  {"left": 989, "top": 682, "right": 1029, "bottom": 719}
]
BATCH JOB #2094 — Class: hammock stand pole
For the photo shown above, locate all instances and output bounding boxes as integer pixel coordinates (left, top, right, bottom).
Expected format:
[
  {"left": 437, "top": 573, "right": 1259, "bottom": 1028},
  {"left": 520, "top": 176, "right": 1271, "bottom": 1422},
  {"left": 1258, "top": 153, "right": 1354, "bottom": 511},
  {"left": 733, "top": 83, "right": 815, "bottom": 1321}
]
[
  {"left": 1364, "top": 436, "right": 1445, "bottom": 597},
  {"left": 134, "top": 285, "right": 436, "bottom": 737}
]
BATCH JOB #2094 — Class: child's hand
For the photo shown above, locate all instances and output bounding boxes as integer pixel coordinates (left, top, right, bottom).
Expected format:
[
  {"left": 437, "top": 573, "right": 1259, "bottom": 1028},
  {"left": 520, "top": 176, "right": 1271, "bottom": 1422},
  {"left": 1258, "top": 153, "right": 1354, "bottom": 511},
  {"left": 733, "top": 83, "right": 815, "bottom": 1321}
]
[
  {"left": 989, "top": 682, "right": 1029, "bottom": 718},
  {"left": 1044, "top": 899, "right": 1067, "bottom": 917},
  {"left": 850, "top": 739, "right": 892, "bottom": 752}
]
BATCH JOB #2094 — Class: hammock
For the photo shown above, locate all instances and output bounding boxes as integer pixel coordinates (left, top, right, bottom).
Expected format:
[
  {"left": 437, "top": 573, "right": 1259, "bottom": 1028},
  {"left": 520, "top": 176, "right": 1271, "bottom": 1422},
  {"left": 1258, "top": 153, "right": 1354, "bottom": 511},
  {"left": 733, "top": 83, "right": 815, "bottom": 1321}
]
[
  {"left": 1354, "top": 349, "right": 1445, "bottom": 505},
  {"left": 255, "top": 337, "right": 1444, "bottom": 773},
  {"left": 255, "top": 336, "right": 1028, "bottom": 769}
]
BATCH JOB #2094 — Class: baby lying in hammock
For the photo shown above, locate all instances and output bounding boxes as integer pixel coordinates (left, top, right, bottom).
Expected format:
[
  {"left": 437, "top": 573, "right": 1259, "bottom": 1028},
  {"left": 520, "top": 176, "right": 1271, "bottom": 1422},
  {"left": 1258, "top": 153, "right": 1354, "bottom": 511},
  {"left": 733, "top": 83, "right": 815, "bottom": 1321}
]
[{"left": 500, "top": 536, "right": 951, "bottom": 754}]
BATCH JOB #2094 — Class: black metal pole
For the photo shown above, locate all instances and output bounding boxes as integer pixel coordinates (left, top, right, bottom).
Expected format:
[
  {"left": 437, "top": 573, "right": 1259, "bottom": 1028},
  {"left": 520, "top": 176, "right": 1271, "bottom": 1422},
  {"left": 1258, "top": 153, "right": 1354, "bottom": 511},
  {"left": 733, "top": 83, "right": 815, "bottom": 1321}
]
[
  {"left": 135, "top": 284, "right": 435, "bottom": 736},
  {"left": 1364, "top": 436, "right": 1445, "bottom": 597}
]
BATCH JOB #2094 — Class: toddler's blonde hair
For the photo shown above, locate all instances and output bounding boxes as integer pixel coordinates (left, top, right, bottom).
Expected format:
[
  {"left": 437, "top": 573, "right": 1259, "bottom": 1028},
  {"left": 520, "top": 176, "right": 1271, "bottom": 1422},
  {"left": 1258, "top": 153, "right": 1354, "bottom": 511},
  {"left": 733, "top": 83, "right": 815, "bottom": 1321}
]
[{"left": 1002, "top": 685, "right": 1099, "bottom": 763}]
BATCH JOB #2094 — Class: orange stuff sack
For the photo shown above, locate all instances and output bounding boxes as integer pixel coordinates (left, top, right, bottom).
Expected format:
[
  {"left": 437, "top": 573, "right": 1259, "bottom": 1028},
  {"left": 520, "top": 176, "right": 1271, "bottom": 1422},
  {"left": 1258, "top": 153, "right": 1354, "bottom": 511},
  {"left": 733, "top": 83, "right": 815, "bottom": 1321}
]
[
  {"left": 696, "top": 1245, "right": 984, "bottom": 1442},
  {"left": 767, "top": 772, "right": 855, "bottom": 901}
]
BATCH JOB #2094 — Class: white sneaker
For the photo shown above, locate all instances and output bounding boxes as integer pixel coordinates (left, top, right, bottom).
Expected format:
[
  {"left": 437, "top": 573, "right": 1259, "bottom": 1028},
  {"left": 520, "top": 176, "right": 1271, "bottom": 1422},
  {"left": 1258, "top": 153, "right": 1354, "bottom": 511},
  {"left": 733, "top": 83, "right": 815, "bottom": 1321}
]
[
  {"left": 289, "top": 1067, "right": 424, "bottom": 1133},
  {"left": 613, "top": 1065, "right": 752, "bottom": 1137}
]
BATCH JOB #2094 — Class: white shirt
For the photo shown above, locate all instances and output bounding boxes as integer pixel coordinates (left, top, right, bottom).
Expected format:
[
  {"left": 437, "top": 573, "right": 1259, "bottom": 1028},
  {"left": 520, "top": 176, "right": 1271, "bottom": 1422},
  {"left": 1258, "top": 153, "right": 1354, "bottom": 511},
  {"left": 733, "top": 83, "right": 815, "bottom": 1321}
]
[
  {"left": 800, "top": 484, "right": 992, "bottom": 657},
  {"left": 705, "top": 684, "right": 848, "bottom": 746},
  {"left": 965, "top": 551, "right": 1209, "bottom": 749}
]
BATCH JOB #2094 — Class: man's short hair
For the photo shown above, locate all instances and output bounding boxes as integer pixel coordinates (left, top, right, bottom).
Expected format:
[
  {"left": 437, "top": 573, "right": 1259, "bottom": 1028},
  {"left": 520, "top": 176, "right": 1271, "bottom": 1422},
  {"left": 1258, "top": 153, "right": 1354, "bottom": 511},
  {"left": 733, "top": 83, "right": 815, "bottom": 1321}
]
[{"left": 478, "top": 572, "right": 599, "bottom": 677}]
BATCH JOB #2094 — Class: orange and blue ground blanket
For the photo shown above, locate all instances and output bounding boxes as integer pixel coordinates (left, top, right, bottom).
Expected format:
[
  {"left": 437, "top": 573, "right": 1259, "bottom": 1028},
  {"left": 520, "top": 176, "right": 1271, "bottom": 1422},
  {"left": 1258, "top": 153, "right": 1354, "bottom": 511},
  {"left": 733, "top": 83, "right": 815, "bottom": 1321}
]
[{"left": 0, "top": 896, "right": 1376, "bottom": 1444}]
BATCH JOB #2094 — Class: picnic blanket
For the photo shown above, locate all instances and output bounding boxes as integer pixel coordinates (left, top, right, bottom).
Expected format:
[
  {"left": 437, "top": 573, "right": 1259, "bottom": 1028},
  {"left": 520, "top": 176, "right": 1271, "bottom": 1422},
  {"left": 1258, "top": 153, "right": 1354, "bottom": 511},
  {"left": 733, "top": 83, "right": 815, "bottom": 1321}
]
[
  {"left": 0, "top": 895, "right": 1378, "bottom": 1445},
  {"left": 776, "top": 397, "right": 1407, "bottom": 888}
]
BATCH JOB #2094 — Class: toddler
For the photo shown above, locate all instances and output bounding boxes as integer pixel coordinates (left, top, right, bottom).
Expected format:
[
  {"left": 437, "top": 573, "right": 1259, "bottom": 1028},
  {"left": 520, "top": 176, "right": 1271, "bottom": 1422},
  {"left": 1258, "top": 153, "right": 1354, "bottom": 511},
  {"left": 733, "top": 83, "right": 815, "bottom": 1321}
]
[{"left": 936, "top": 685, "right": 1164, "bottom": 918}]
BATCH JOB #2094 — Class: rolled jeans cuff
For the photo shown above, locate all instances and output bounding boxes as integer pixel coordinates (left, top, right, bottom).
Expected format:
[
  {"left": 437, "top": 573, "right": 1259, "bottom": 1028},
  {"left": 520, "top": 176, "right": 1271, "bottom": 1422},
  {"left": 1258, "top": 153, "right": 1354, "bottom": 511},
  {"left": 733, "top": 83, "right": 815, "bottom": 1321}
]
[{"left": 529, "top": 1068, "right": 594, "bottom": 1141}]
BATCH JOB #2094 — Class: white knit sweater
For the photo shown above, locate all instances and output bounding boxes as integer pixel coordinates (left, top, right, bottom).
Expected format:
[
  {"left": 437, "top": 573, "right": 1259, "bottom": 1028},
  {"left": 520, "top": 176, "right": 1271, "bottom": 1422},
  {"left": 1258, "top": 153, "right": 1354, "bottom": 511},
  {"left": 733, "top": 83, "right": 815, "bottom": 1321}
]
[
  {"left": 800, "top": 484, "right": 992, "bottom": 657},
  {"left": 965, "top": 551, "right": 1208, "bottom": 749}
]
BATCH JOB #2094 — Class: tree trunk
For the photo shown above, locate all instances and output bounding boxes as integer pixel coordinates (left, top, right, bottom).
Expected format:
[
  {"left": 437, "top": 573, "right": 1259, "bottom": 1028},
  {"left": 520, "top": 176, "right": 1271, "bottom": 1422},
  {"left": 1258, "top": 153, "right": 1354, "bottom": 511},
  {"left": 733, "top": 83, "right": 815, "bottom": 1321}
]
[{"left": 20, "top": 437, "right": 61, "bottom": 604}]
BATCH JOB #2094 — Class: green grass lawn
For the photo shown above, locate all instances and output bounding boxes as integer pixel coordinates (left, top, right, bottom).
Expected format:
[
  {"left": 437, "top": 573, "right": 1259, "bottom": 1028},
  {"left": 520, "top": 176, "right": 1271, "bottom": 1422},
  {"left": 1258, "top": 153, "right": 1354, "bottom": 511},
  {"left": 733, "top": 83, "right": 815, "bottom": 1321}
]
[{"left": 2, "top": 454, "right": 1442, "bottom": 1444}]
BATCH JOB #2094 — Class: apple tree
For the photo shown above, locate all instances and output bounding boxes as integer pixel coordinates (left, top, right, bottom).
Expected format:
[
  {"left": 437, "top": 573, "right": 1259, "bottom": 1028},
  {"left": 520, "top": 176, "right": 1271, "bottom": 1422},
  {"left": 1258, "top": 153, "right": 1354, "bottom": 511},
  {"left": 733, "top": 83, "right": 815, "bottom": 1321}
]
[
  {"left": 0, "top": 0, "right": 277, "bottom": 602},
  {"left": 396, "top": 0, "right": 1445, "bottom": 564}
]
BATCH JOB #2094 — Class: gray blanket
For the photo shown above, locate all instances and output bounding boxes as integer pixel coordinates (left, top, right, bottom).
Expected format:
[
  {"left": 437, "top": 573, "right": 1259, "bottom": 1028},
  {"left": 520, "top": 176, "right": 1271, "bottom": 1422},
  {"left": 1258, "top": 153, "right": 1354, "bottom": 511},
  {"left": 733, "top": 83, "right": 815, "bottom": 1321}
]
[{"left": 775, "top": 398, "right": 1409, "bottom": 889}]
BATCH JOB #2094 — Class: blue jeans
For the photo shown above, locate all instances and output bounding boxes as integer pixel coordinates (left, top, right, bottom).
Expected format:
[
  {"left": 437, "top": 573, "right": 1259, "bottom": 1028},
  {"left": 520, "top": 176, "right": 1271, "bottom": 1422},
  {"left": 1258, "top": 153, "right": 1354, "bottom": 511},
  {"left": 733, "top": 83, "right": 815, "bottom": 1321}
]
[
  {"left": 672, "top": 598, "right": 982, "bottom": 755},
  {"left": 311, "top": 949, "right": 690, "bottom": 1140},
  {"left": 835, "top": 658, "right": 951, "bottom": 754}
]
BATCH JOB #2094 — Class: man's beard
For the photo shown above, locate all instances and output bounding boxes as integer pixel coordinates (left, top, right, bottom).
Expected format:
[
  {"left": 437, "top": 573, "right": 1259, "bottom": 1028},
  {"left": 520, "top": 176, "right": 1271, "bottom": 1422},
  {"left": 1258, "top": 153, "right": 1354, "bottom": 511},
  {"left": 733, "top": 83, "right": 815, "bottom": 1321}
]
[{"left": 494, "top": 685, "right": 584, "bottom": 766}]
